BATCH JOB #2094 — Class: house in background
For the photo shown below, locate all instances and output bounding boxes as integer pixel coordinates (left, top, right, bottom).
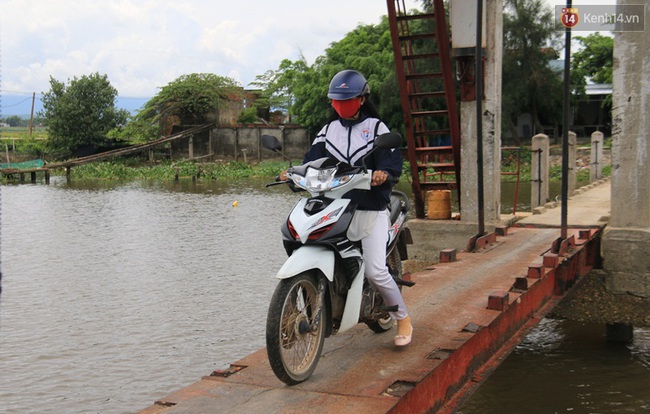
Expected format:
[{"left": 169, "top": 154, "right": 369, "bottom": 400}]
[
  {"left": 573, "top": 83, "right": 612, "bottom": 138},
  {"left": 504, "top": 59, "right": 612, "bottom": 144},
  {"left": 536, "top": 82, "right": 612, "bottom": 143}
]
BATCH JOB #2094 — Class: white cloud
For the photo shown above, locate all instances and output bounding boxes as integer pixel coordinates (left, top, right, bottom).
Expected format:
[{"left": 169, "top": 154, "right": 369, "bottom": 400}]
[{"left": 1, "top": 0, "right": 420, "bottom": 101}]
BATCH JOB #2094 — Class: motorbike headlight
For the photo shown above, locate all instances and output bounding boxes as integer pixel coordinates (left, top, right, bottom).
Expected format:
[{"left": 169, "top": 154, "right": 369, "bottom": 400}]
[
  {"left": 292, "top": 167, "right": 352, "bottom": 192},
  {"left": 331, "top": 173, "right": 353, "bottom": 188},
  {"left": 306, "top": 167, "right": 336, "bottom": 192}
]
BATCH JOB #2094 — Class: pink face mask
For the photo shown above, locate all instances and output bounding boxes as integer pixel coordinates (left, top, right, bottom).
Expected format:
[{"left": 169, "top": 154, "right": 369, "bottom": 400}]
[{"left": 331, "top": 98, "right": 361, "bottom": 119}]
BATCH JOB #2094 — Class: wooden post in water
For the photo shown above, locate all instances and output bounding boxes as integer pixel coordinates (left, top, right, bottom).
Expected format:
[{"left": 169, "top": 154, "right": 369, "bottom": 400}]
[{"left": 4, "top": 143, "right": 11, "bottom": 168}]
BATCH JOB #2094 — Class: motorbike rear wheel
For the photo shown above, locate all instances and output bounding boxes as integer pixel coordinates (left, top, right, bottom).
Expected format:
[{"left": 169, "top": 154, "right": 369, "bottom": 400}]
[{"left": 266, "top": 272, "right": 327, "bottom": 385}]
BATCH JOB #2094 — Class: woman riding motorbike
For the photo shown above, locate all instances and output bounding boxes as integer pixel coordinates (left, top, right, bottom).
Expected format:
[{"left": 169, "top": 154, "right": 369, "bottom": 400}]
[{"left": 281, "top": 69, "right": 413, "bottom": 346}]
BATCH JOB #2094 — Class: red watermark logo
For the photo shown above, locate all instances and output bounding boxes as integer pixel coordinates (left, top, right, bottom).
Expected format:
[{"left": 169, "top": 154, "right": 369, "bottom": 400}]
[
  {"left": 555, "top": 5, "right": 645, "bottom": 32},
  {"left": 560, "top": 7, "right": 580, "bottom": 29}
]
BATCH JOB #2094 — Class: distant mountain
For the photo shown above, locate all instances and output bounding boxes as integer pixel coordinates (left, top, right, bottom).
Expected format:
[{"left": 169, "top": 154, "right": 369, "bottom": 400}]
[{"left": 0, "top": 94, "right": 150, "bottom": 118}]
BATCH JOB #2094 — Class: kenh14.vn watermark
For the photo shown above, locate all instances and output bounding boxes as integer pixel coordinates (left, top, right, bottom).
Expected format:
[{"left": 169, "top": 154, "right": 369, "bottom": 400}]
[{"left": 556, "top": 4, "right": 645, "bottom": 31}]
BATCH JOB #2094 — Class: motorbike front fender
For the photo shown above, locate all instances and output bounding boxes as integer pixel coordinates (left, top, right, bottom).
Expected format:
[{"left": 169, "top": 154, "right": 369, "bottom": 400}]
[{"left": 276, "top": 245, "right": 335, "bottom": 281}]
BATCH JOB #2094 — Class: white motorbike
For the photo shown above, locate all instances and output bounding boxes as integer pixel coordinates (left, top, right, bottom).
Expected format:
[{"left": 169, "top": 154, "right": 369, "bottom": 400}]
[{"left": 262, "top": 132, "right": 413, "bottom": 385}]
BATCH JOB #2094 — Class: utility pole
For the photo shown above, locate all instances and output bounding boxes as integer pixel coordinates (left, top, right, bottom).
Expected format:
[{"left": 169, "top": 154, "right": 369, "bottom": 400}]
[{"left": 29, "top": 92, "right": 35, "bottom": 138}]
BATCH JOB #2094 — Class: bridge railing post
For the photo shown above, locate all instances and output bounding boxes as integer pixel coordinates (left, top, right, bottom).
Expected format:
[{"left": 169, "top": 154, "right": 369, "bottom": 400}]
[
  {"left": 531, "top": 133, "right": 549, "bottom": 209},
  {"left": 590, "top": 131, "right": 604, "bottom": 182}
]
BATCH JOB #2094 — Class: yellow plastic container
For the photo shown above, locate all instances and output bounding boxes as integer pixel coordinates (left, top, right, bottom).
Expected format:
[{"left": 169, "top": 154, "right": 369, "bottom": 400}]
[{"left": 427, "top": 190, "right": 451, "bottom": 220}]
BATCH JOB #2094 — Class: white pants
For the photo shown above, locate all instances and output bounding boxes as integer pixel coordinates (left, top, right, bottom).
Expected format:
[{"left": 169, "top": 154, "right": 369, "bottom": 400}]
[{"left": 348, "top": 209, "right": 409, "bottom": 320}]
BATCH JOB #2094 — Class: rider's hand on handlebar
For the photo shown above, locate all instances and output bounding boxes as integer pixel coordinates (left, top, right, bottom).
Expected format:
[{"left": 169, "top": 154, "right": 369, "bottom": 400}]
[
  {"left": 279, "top": 170, "right": 288, "bottom": 181},
  {"left": 372, "top": 170, "right": 389, "bottom": 186}
]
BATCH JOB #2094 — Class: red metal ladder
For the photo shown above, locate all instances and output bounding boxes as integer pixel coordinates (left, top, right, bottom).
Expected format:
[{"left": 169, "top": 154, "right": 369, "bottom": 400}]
[{"left": 386, "top": 0, "right": 461, "bottom": 218}]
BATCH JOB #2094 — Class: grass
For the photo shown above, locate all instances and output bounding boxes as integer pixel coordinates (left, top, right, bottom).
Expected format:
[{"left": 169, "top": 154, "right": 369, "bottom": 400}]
[
  {"left": 500, "top": 146, "right": 611, "bottom": 182},
  {"left": 0, "top": 127, "right": 48, "bottom": 140},
  {"left": 1, "top": 131, "right": 611, "bottom": 183},
  {"left": 1, "top": 128, "right": 49, "bottom": 160},
  {"left": 63, "top": 159, "right": 289, "bottom": 180}
]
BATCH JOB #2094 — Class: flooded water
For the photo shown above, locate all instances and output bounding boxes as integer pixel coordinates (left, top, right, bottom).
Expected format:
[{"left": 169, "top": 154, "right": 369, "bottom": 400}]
[
  {"left": 1, "top": 177, "right": 648, "bottom": 413},
  {"left": 1, "top": 177, "right": 295, "bottom": 414},
  {"left": 460, "top": 319, "right": 650, "bottom": 413}
]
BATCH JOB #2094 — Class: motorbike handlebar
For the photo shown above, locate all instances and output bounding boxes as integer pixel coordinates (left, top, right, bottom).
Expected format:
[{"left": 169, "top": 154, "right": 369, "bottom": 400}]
[{"left": 265, "top": 180, "right": 289, "bottom": 188}]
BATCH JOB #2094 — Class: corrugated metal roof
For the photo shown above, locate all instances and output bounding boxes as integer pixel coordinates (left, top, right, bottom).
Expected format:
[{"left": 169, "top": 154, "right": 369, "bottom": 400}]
[{"left": 585, "top": 83, "right": 612, "bottom": 95}]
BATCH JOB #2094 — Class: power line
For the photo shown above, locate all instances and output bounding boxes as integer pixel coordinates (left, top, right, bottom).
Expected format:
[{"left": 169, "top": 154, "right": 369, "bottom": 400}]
[{"left": 0, "top": 96, "right": 35, "bottom": 109}]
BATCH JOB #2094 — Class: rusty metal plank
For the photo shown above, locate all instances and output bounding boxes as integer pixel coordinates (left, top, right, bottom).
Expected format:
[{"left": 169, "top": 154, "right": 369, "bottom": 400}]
[{"left": 137, "top": 228, "right": 602, "bottom": 414}]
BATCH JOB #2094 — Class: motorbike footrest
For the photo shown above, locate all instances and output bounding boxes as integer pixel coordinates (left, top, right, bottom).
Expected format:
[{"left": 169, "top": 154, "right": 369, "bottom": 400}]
[
  {"left": 396, "top": 279, "right": 416, "bottom": 287},
  {"left": 379, "top": 305, "right": 399, "bottom": 313}
]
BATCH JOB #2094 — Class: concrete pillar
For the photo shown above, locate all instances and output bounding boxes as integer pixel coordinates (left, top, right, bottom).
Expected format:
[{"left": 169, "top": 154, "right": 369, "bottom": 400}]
[
  {"left": 531, "top": 133, "right": 549, "bottom": 209},
  {"left": 568, "top": 131, "right": 577, "bottom": 196},
  {"left": 602, "top": 1, "right": 650, "bottom": 297},
  {"left": 590, "top": 131, "right": 604, "bottom": 182},
  {"left": 460, "top": 0, "right": 503, "bottom": 225}
]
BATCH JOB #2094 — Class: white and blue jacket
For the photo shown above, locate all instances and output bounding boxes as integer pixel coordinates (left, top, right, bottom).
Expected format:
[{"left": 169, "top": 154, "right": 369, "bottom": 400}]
[{"left": 303, "top": 114, "right": 402, "bottom": 211}]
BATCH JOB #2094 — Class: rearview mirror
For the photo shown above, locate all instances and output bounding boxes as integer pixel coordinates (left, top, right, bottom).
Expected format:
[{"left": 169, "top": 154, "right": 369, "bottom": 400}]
[
  {"left": 374, "top": 132, "right": 402, "bottom": 149},
  {"left": 261, "top": 134, "right": 282, "bottom": 152}
]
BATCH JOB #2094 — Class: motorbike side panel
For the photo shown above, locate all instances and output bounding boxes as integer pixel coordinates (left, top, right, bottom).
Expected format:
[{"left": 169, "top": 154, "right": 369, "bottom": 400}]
[
  {"left": 276, "top": 245, "right": 364, "bottom": 334},
  {"left": 276, "top": 245, "right": 335, "bottom": 281},
  {"left": 337, "top": 263, "right": 365, "bottom": 333}
]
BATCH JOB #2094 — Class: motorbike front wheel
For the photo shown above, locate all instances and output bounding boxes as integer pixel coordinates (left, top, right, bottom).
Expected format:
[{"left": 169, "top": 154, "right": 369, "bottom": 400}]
[{"left": 266, "top": 272, "right": 327, "bottom": 385}]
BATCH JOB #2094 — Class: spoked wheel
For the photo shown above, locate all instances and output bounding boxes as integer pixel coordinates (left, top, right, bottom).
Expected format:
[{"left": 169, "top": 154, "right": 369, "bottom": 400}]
[
  {"left": 365, "top": 247, "right": 403, "bottom": 333},
  {"left": 266, "top": 272, "right": 327, "bottom": 385}
]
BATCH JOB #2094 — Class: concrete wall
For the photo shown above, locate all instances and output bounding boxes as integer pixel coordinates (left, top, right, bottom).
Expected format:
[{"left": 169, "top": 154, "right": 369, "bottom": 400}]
[
  {"left": 601, "top": 3, "right": 650, "bottom": 299},
  {"left": 213, "top": 126, "right": 310, "bottom": 162},
  {"left": 459, "top": 0, "right": 503, "bottom": 225},
  {"left": 170, "top": 125, "right": 310, "bottom": 162}
]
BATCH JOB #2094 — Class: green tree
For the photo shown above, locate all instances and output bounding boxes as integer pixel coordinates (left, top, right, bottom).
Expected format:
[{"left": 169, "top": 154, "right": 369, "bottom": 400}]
[
  {"left": 266, "top": 18, "right": 401, "bottom": 136},
  {"left": 502, "top": 0, "right": 563, "bottom": 144},
  {"left": 571, "top": 32, "right": 613, "bottom": 127},
  {"left": 572, "top": 32, "right": 613, "bottom": 87},
  {"left": 40, "top": 73, "right": 129, "bottom": 157},
  {"left": 250, "top": 57, "right": 310, "bottom": 122},
  {"left": 135, "top": 73, "right": 242, "bottom": 133},
  {"left": 5, "top": 115, "right": 25, "bottom": 127}
]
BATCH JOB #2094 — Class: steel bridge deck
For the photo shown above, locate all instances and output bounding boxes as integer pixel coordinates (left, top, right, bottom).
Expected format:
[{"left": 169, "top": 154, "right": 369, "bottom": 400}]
[{"left": 139, "top": 219, "right": 604, "bottom": 413}]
